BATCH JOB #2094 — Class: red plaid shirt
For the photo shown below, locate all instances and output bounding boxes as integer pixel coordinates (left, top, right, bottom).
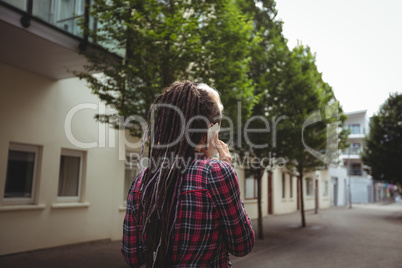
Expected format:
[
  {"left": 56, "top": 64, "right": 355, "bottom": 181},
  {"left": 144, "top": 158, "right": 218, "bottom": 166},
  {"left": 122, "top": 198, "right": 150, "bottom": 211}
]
[{"left": 121, "top": 153, "right": 255, "bottom": 267}]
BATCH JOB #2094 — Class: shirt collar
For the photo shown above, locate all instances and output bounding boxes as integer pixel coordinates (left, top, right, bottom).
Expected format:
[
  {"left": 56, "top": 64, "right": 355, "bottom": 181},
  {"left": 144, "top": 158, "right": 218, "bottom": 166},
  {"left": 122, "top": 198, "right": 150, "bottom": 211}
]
[{"left": 194, "top": 151, "right": 208, "bottom": 160}]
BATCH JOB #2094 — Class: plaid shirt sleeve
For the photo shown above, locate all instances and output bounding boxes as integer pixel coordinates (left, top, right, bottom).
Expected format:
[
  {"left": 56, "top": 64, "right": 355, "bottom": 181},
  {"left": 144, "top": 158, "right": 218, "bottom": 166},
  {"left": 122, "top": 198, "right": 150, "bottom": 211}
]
[
  {"left": 207, "top": 160, "right": 255, "bottom": 257},
  {"left": 121, "top": 171, "right": 145, "bottom": 268}
]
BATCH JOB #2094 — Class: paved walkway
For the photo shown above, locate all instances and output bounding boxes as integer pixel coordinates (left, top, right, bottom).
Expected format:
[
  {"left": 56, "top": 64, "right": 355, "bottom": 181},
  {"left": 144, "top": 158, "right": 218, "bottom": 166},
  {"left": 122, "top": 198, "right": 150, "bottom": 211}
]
[
  {"left": 1, "top": 202, "right": 401, "bottom": 268},
  {"left": 232, "top": 202, "right": 402, "bottom": 268}
]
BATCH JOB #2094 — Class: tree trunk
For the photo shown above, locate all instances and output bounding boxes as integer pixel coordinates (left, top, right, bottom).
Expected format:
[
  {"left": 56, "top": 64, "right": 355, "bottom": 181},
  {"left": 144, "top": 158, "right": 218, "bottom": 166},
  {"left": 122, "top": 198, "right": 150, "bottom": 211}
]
[
  {"left": 298, "top": 171, "right": 306, "bottom": 227},
  {"left": 255, "top": 169, "right": 264, "bottom": 239}
]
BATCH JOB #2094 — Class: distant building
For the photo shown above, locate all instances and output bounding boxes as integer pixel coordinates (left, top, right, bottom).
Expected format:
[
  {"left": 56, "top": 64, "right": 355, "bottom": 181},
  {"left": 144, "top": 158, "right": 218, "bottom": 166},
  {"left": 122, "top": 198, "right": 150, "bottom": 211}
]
[{"left": 338, "top": 110, "right": 385, "bottom": 204}]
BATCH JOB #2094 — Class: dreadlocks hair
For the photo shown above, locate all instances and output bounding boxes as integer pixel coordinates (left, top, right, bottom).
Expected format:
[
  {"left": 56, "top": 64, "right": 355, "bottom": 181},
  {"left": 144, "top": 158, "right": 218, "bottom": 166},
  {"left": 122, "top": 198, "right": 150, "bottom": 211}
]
[{"left": 137, "top": 80, "right": 222, "bottom": 267}]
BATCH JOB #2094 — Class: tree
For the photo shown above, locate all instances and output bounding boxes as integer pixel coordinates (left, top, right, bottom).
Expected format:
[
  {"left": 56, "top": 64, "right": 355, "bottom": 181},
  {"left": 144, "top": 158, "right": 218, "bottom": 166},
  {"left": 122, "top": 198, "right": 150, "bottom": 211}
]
[
  {"left": 362, "top": 93, "right": 402, "bottom": 183},
  {"left": 235, "top": 0, "right": 348, "bottom": 235},
  {"left": 274, "top": 45, "right": 349, "bottom": 227},
  {"left": 196, "top": 0, "right": 257, "bottom": 141},
  {"left": 76, "top": 0, "right": 256, "bottom": 137},
  {"left": 235, "top": 0, "right": 290, "bottom": 239}
]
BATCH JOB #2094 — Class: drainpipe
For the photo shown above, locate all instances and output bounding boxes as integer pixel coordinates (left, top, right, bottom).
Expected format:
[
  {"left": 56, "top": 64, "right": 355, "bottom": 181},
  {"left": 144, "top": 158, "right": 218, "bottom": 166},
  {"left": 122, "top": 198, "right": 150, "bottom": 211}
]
[
  {"left": 348, "top": 146, "right": 352, "bottom": 209},
  {"left": 314, "top": 171, "right": 318, "bottom": 214}
]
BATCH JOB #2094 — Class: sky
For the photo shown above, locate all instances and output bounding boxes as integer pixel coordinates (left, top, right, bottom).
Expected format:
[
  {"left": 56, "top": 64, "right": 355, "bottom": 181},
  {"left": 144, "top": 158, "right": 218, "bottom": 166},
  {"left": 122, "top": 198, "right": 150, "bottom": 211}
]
[{"left": 275, "top": 0, "right": 402, "bottom": 116}]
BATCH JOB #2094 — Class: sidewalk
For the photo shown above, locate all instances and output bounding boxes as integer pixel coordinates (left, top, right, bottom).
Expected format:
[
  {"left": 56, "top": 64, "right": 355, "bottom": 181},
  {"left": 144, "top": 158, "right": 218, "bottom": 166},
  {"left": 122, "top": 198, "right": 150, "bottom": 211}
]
[
  {"left": 232, "top": 202, "right": 402, "bottom": 268},
  {"left": 1, "top": 203, "right": 401, "bottom": 268},
  {"left": 0, "top": 240, "right": 127, "bottom": 268}
]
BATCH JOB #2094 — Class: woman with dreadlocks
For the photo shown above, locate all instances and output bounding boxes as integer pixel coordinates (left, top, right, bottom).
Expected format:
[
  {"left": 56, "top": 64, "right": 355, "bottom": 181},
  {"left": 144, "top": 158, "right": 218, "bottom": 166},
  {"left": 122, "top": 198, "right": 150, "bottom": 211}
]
[{"left": 122, "top": 81, "right": 254, "bottom": 267}]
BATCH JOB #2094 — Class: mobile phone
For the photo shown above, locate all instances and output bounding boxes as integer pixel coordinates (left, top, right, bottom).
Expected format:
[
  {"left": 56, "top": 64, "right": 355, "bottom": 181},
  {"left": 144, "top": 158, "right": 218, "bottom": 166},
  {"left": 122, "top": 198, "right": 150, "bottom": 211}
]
[{"left": 207, "top": 123, "right": 220, "bottom": 144}]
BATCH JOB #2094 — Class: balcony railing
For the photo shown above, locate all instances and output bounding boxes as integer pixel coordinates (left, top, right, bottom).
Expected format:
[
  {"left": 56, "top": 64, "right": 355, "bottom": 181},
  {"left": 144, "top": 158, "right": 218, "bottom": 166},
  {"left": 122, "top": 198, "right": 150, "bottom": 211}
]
[
  {"left": 1, "top": 0, "right": 91, "bottom": 45},
  {"left": 344, "top": 126, "right": 366, "bottom": 135},
  {"left": 349, "top": 168, "right": 362, "bottom": 176},
  {"left": 342, "top": 148, "right": 361, "bottom": 155}
]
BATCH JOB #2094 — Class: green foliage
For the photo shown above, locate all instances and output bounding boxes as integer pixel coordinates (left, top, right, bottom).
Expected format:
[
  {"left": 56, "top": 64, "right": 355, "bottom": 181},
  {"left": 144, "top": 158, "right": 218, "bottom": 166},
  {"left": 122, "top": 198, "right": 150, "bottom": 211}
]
[
  {"left": 196, "top": 0, "right": 257, "bottom": 141},
  {"left": 272, "top": 45, "right": 349, "bottom": 228},
  {"left": 362, "top": 93, "right": 402, "bottom": 183},
  {"left": 242, "top": 23, "right": 349, "bottom": 173},
  {"left": 234, "top": 0, "right": 288, "bottom": 153},
  {"left": 75, "top": 0, "right": 351, "bottom": 232},
  {"left": 275, "top": 45, "right": 349, "bottom": 173},
  {"left": 243, "top": 20, "right": 348, "bottom": 228},
  {"left": 76, "top": 0, "right": 256, "bottom": 137}
]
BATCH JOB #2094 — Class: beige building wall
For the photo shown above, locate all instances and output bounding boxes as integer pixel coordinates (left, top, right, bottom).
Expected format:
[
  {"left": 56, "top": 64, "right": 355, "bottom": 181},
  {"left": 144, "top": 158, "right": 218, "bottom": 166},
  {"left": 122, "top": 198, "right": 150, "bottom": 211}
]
[
  {"left": 271, "top": 168, "right": 298, "bottom": 215},
  {"left": 0, "top": 63, "right": 128, "bottom": 255},
  {"left": 238, "top": 167, "right": 331, "bottom": 219},
  {"left": 236, "top": 167, "right": 269, "bottom": 220},
  {"left": 317, "top": 170, "right": 331, "bottom": 209},
  {"left": 302, "top": 171, "right": 317, "bottom": 210},
  {"left": 298, "top": 171, "right": 330, "bottom": 211}
]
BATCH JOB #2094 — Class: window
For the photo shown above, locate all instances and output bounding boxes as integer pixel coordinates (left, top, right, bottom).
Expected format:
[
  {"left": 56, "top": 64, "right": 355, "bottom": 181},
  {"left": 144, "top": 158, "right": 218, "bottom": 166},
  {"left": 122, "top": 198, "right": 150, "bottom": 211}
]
[
  {"left": 56, "top": 0, "right": 86, "bottom": 36},
  {"left": 351, "top": 143, "right": 361, "bottom": 154},
  {"left": 245, "top": 176, "right": 257, "bottom": 199},
  {"left": 4, "top": 143, "right": 40, "bottom": 204},
  {"left": 124, "top": 152, "right": 140, "bottom": 200},
  {"left": 58, "top": 149, "right": 84, "bottom": 201},
  {"left": 349, "top": 163, "right": 362, "bottom": 176},
  {"left": 305, "top": 177, "right": 313, "bottom": 196},
  {"left": 30, "top": 0, "right": 87, "bottom": 37},
  {"left": 350, "top": 124, "right": 360, "bottom": 134},
  {"left": 282, "top": 173, "right": 286, "bottom": 198},
  {"left": 32, "top": 0, "right": 53, "bottom": 22},
  {"left": 289, "top": 175, "right": 293, "bottom": 198},
  {"left": 323, "top": 181, "right": 328, "bottom": 196}
]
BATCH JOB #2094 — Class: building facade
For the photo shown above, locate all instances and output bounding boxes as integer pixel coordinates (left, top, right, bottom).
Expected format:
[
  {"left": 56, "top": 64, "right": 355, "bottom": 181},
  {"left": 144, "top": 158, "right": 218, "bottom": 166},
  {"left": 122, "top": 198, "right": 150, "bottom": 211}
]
[
  {"left": 0, "top": 0, "right": 139, "bottom": 256},
  {"left": 335, "top": 110, "right": 387, "bottom": 204},
  {"left": 340, "top": 110, "right": 373, "bottom": 203},
  {"left": 236, "top": 166, "right": 331, "bottom": 220}
]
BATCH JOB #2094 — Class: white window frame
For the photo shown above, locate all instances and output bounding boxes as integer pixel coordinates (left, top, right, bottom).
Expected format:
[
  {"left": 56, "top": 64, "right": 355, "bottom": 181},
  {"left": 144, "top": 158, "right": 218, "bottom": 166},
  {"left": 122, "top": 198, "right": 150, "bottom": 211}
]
[
  {"left": 323, "top": 181, "right": 329, "bottom": 196},
  {"left": 57, "top": 149, "right": 84, "bottom": 202},
  {"left": 305, "top": 177, "right": 313, "bottom": 196},
  {"left": 245, "top": 176, "right": 258, "bottom": 200},
  {"left": 3, "top": 143, "right": 40, "bottom": 205}
]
